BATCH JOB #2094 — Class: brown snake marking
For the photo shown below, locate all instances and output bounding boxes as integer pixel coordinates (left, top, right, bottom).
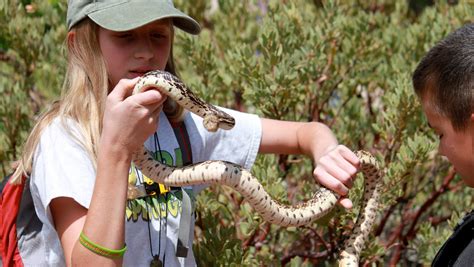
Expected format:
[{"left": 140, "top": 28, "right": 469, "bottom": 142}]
[{"left": 130, "top": 70, "right": 384, "bottom": 266}]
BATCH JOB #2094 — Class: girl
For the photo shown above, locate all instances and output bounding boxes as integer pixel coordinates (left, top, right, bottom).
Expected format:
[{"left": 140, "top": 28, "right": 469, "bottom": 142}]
[{"left": 12, "top": 0, "right": 360, "bottom": 266}]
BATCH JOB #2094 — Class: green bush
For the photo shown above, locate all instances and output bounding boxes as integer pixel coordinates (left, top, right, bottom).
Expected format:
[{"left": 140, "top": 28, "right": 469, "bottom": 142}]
[{"left": 1, "top": 0, "right": 473, "bottom": 265}]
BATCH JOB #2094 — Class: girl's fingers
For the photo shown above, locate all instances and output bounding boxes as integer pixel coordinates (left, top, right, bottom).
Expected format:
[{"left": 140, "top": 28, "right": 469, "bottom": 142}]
[
  {"left": 314, "top": 167, "right": 354, "bottom": 209},
  {"left": 102, "top": 78, "right": 166, "bottom": 153},
  {"left": 150, "top": 103, "right": 163, "bottom": 118},
  {"left": 317, "top": 155, "right": 356, "bottom": 188},
  {"left": 337, "top": 145, "right": 360, "bottom": 166},
  {"left": 338, "top": 198, "right": 353, "bottom": 210},
  {"left": 108, "top": 78, "right": 139, "bottom": 101},
  {"left": 313, "top": 145, "right": 361, "bottom": 210},
  {"left": 314, "top": 166, "right": 350, "bottom": 196},
  {"left": 131, "top": 88, "right": 167, "bottom": 107}
]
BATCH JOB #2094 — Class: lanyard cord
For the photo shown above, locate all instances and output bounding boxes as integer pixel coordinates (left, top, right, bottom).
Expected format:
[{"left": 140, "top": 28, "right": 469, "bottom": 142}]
[
  {"left": 146, "top": 196, "right": 158, "bottom": 259},
  {"left": 154, "top": 133, "right": 166, "bottom": 164},
  {"left": 163, "top": 193, "right": 169, "bottom": 265},
  {"left": 139, "top": 133, "right": 168, "bottom": 265},
  {"left": 136, "top": 166, "right": 162, "bottom": 262},
  {"left": 153, "top": 132, "right": 165, "bottom": 260},
  {"left": 156, "top": 133, "right": 169, "bottom": 266},
  {"left": 146, "top": 196, "right": 166, "bottom": 266}
]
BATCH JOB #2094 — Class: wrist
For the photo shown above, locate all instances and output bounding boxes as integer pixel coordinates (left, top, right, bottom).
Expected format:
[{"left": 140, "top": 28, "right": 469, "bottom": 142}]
[
  {"left": 98, "top": 135, "right": 133, "bottom": 163},
  {"left": 308, "top": 123, "right": 339, "bottom": 160}
]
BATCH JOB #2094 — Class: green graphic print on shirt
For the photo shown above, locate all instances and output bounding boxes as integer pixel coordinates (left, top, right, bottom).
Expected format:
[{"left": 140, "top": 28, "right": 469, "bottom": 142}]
[{"left": 126, "top": 147, "right": 190, "bottom": 222}]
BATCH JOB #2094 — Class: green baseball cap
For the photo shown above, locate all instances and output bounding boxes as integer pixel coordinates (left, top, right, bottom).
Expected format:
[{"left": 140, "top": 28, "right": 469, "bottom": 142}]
[{"left": 67, "top": 0, "right": 201, "bottom": 34}]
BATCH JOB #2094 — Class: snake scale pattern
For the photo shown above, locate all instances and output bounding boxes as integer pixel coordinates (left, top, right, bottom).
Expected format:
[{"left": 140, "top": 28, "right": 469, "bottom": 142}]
[{"left": 131, "top": 70, "right": 384, "bottom": 266}]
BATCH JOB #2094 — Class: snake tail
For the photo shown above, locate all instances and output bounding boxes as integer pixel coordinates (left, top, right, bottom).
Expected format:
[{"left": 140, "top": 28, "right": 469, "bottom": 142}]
[{"left": 337, "top": 151, "right": 383, "bottom": 266}]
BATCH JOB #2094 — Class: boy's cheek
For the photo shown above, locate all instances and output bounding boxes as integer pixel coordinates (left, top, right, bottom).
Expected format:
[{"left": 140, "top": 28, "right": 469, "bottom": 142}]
[{"left": 461, "top": 173, "right": 474, "bottom": 188}]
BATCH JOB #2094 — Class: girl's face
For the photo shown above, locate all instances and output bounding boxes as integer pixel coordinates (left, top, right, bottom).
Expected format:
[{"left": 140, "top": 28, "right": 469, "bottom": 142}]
[
  {"left": 422, "top": 97, "right": 474, "bottom": 187},
  {"left": 98, "top": 19, "right": 172, "bottom": 88}
]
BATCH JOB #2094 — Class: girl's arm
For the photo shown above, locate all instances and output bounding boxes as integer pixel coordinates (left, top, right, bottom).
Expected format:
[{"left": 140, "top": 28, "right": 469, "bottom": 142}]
[
  {"left": 50, "top": 78, "right": 166, "bottom": 266},
  {"left": 50, "top": 149, "right": 131, "bottom": 266},
  {"left": 259, "top": 118, "right": 359, "bottom": 208}
]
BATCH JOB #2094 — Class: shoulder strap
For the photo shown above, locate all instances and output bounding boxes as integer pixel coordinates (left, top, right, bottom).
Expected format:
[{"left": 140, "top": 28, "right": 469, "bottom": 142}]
[
  {"left": 0, "top": 174, "right": 27, "bottom": 266},
  {"left": 168, "top": 118, "right": 194, "bottom": 259},
  {"left": 169, "top": 120, "right": 193, "bottom": 166}
]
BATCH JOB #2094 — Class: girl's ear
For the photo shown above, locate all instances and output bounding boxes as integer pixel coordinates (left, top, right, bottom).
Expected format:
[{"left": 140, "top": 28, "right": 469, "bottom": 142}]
[{"left": 67, "top": 31, "right": 75, "bottom": 48}]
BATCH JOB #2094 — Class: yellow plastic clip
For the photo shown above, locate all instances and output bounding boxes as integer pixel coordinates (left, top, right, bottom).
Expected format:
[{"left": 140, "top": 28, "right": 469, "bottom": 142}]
[
  {"left": 143, "top": 176, "right": 170, "bottom": 195},
  {"left": 158, "top": 184, "right": 170, "bottom": 194}
]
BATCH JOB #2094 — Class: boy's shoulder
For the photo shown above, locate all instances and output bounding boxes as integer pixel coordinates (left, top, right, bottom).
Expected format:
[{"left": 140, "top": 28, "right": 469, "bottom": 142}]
[{"left": 432, "top": 210, "right": 474, "bottom": 267}]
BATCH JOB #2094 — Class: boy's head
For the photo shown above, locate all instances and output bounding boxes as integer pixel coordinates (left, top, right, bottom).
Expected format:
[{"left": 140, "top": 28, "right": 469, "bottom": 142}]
[{"left": 412, "top": 23, "right": 474, "bottom": 186}]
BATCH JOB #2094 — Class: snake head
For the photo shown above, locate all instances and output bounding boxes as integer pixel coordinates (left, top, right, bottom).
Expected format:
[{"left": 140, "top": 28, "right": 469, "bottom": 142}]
[
  {"left": 218, "top": 117, "right": 235, "bottom": 130},
  {"left": 203, "top": 114, "right": 220, "bottom": 132},
  {"left": 203, "top": 114, "right": 235, "bottom": 132}
]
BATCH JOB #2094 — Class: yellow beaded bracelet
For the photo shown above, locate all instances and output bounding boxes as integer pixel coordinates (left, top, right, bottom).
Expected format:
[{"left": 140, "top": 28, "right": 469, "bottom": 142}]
[{"left": 79, "top": 232, "right": 127, "bottom": 258}]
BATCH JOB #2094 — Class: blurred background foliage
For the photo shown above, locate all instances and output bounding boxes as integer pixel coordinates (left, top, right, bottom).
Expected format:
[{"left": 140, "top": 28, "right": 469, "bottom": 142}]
[{"left": 1, "top": 0, "right": 473, "bottom": 266}]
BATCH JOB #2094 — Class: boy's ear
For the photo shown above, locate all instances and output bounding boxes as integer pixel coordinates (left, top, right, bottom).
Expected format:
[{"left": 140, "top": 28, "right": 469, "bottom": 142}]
[{"left": 471, "top": 114, "right": 474, "bottom": 153}]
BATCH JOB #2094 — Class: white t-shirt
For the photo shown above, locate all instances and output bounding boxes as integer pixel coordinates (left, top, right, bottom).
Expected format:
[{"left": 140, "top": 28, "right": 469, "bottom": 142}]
[{"left": 29, "top": 108, "right": 262, "bottom": 266}]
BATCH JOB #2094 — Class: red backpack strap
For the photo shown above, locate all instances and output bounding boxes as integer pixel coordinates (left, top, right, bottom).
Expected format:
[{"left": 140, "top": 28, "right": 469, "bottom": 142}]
[
  {"left": 0, "top": 174, "right": 27, "bottom": 267},
  {"left": 169, "top": 120, "right": 193, "bottom": 166}
]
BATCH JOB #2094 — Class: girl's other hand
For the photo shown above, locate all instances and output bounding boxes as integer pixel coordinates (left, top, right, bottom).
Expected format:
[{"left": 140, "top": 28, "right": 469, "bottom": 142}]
[
  {"left": 101, "top": 77, "right": 167, "bottom": 156},
  {"left": 313, "top": 145, "right": 360, "bottom": 209}
]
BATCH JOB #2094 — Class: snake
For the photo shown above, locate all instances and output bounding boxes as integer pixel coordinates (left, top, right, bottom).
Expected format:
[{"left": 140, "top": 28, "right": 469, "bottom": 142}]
[{"left": 130, "top": 70, "right": 384, "bottom": 267}]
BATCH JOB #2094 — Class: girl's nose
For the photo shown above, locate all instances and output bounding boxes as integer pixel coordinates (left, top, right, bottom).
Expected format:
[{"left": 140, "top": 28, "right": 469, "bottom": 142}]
[{"left": 134, "top": 38, "right": 154, "bottom": 60}]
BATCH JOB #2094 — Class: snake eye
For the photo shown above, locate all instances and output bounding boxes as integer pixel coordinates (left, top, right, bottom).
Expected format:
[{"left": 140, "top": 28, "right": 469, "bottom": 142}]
[{"left": 218, "top": 122, "right": 233, "bottom": 130}]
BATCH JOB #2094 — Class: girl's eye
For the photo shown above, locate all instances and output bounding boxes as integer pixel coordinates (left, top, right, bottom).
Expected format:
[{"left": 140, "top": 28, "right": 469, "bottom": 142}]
[
  {"left": 151, "top": 33, "right": 166, "bottom": 39},
  {"left": 116, "top": 33, "right": 133, "bottom": 39}
]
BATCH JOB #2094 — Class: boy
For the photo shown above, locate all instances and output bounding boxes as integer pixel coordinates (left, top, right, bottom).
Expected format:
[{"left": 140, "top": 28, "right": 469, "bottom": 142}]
[{"left": 412, "top": 23, "right": 473, "bottom": 266}]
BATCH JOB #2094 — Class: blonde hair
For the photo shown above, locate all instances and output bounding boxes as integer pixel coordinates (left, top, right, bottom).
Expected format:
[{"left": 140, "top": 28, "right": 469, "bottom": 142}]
[{"left": 11, "top": 18, "right": 183, "bottom": 184}]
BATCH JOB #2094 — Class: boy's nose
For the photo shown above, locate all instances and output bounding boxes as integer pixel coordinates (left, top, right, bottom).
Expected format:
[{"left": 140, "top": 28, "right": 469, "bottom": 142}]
[
  {"left": 438, "top": 144, "right": 444, "bottom": 156},
  {"left": 437, "top": 142, "right": 448, "bottom": 158}
]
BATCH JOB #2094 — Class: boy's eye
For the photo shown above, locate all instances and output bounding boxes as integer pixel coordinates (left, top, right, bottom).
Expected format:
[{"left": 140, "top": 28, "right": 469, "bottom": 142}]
[{"left": 433, "top": 130, "right": 444, "bottom": 140}]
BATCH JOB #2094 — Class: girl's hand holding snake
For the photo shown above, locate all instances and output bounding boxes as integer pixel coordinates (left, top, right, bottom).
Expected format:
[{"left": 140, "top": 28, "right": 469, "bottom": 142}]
[
  {"left": 101, "top": 77, "right": 167, "bottom": 156},
  {"left": 314, "top": 145, "right": 360, "bottom": 210}
]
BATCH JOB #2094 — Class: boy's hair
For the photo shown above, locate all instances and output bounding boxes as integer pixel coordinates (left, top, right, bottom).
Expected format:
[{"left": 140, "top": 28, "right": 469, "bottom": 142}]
[
  {"left": 11, "top": 18, "right": 182, "bottom": 184},
  {"left": 412, "top": 23, "right": 474, "bottom": 131}
]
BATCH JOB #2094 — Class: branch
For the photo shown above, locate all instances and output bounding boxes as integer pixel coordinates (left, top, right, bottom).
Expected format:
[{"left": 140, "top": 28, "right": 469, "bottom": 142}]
[
  {"left": 281, "top": 250, "right": 329, "bottom": 266},
  {"left": 374, "top": 196, "right": 403, "bottom": 236},
  {"left": 0, "top": 51, "right": 11, "bottom": 62},
  {"left": 404, "top": 168, "right": 456, "bottom": 241},
  {"left": 387, "top": 168, "right": 457, "bottom": 265},
  {"left": 242, "top": 222, "right": 270, "bottom": 249}
]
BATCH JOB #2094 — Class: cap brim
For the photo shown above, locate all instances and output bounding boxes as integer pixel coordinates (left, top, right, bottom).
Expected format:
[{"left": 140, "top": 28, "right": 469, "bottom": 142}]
[{"left": 88, "top": 2, "right": 201, "bottom": 34}]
